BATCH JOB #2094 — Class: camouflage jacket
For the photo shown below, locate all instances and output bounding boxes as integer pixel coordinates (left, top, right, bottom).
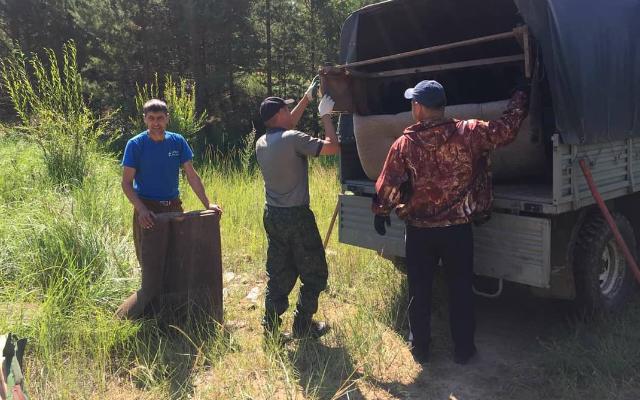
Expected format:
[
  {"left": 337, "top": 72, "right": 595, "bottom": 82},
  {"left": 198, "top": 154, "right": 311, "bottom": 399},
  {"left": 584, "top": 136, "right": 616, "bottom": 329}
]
[{"left": 372, "top": 91, "right": 529, "bottom": 228}]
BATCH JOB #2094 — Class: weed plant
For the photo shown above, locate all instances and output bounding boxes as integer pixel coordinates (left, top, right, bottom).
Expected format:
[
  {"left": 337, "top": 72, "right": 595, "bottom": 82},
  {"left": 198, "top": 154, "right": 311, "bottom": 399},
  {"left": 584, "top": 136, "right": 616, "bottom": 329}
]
[{"left": 1, "top": 41, "right": 105, "bottom": 187}]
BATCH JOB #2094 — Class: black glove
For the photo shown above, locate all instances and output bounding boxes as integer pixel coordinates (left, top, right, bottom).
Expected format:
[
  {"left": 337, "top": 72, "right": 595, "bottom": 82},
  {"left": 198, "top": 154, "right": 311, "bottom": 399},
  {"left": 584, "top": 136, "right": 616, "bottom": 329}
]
[{"left": 374, "top": 215, "right": 391, "bottom": 236}]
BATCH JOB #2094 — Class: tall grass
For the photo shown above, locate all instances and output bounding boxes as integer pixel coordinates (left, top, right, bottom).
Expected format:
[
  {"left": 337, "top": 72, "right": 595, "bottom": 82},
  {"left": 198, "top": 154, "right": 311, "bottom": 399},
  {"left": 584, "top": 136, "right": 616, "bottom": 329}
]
[
  {"left": 1, "top": 134, "right": 640, "bottom": 399},
  {"left": 0, "top": 134, "right": 404, "bottom": 399},
  {"left": 1, "top": 41, "right": 105, "bottom": 186}
]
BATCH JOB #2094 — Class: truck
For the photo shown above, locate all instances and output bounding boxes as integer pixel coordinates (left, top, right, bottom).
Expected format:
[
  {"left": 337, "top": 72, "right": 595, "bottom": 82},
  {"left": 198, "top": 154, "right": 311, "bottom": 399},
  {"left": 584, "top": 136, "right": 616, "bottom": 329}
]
[{"left": 320, "top": 0, "right": 640, "bottom": 313}]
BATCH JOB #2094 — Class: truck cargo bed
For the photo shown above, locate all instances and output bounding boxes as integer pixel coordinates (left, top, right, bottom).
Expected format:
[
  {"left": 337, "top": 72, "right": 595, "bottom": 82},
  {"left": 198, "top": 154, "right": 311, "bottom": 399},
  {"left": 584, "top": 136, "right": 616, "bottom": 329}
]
[
  {"left": 343, "top": 179, "right": 554, "bottom": 212},
  {"left": 342, "top": 135, "right": 640, "bottom": 215}
]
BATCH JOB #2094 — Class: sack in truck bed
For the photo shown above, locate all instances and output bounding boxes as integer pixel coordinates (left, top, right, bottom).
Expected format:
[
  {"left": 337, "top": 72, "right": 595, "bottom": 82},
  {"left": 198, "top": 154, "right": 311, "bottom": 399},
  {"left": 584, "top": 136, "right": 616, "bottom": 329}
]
[{"left": 353, "top": 100, "right": 542, "bottom": 181}]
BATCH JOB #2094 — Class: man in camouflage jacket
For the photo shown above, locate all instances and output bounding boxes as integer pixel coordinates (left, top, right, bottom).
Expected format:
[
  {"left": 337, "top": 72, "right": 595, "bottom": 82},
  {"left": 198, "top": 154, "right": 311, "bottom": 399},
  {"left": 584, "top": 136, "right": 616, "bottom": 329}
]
[{"left": 372, "top": 80, "right": 529, "bottom": 364}]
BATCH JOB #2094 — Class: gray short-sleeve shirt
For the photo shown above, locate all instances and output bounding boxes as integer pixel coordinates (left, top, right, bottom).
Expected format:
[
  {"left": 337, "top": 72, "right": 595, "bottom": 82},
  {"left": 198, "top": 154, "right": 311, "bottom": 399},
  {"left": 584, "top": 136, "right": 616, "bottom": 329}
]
[{"left": 255, "top": 128, "right": 324, "bottom": 207}]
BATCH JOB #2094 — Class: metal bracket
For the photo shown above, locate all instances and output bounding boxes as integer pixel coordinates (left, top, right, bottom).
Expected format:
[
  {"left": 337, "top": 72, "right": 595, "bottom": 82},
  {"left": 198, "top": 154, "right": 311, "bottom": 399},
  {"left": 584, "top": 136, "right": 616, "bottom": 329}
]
[
  {"left": 473, "top": 278, "right": 504, "bottom": 298},
  {"left": 570, "top": 145, "right": 581, "bottom": 209}
]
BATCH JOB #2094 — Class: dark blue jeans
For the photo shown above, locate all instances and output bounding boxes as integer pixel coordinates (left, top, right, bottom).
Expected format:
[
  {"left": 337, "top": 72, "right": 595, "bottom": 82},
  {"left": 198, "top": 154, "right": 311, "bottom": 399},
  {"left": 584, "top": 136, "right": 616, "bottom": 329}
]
[{"left": 406, "top": 223, "right": 476, "bottom": 355}]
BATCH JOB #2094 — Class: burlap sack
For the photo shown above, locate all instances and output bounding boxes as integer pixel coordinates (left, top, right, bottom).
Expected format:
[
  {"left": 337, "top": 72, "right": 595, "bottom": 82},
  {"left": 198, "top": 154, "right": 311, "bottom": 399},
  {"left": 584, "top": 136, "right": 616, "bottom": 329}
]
[{"left": 353, "top": 100, "right": 543, "bottom": 181}]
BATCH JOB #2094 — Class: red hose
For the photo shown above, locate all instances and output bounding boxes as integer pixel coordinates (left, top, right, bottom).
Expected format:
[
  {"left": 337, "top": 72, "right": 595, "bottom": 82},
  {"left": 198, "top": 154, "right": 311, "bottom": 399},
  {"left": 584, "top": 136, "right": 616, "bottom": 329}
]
[{"left": 579, "top": 159, "right": 640, "bottom": 284}]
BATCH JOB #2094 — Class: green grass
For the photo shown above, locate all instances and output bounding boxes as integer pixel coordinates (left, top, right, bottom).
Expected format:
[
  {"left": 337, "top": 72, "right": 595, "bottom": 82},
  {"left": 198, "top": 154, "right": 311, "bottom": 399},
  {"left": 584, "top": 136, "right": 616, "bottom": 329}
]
[
  {"left": 536, "top": 300, "right": 640, "bottom": 399},
  {"left": 1, "top": 137, "right": 639, "bottom": 399}
]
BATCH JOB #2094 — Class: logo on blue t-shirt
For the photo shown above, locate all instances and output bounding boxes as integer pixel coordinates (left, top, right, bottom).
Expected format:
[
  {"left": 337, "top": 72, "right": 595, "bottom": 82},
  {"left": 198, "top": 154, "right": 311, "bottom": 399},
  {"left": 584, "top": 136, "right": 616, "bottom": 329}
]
[{"left": 168, "top": 150, "right": 180, "bottom": 157}]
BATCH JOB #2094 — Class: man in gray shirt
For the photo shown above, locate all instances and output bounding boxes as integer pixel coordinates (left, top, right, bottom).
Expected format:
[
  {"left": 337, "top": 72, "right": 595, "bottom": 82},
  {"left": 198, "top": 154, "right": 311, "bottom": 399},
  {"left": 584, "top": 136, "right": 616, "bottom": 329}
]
[{"left": 256, "top": 84, "right": 338, "bottom": 341}]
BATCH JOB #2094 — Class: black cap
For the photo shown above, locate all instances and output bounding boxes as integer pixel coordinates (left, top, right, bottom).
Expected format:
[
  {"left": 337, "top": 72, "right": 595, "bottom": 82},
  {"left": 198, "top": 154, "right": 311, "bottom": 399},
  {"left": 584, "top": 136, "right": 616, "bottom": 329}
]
[{"left": 260, "top": 97, "right": 295, "bottom": 122}]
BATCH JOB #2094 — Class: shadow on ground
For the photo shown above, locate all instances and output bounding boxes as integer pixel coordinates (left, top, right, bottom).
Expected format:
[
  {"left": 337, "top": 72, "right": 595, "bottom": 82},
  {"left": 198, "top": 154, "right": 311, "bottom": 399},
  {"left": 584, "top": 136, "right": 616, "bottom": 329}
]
[
  {"left": 126, "top": 310, "right": 228, "bottom": 400},
  {"left": 290, "top": 339, "right": 366, "bottom": 400},
  {"left": 368, "top": 275, "right": 575, "bottom": 400}
]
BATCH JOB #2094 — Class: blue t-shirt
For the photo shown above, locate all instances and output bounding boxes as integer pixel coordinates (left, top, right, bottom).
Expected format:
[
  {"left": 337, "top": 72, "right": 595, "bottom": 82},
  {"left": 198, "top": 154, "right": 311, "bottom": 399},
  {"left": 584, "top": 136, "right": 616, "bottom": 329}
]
[{"left": 121, "top": 131, "right": 194, "bottom": 201}]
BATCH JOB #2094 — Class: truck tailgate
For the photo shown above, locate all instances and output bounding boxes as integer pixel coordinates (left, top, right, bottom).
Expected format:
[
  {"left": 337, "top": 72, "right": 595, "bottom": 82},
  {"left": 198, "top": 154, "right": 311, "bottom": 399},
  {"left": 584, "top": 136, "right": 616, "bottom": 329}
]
[{"left": 339, "top": 194, "right": 551, "bottom": 288}]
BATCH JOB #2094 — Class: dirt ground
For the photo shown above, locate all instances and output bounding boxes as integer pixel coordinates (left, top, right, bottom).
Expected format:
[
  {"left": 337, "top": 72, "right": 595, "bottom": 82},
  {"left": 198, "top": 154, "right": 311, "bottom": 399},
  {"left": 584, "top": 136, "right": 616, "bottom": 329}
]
[
  {"left": 359, "top": 286, "right": 569, "bottom": 400},
  {"left": 90, "top": 274, "right": 633, "bottom": 400}
]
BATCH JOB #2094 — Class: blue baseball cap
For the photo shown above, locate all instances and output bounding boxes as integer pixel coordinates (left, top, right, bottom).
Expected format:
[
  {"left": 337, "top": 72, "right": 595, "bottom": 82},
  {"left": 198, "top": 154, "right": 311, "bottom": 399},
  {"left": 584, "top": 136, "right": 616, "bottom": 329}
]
[
  {"left": 260, "top": 97, "right": 295, "bottom": 122},
  {"left": 404, "top": 80, "right": 447, "bottom": 108}
]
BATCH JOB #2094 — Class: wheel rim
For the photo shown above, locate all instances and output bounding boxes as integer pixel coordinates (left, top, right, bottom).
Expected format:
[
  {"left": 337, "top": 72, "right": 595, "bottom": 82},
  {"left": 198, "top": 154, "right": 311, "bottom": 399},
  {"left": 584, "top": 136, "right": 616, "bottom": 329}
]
[{"left": 599, "top": 240, "right": 625, "bottom": 299}]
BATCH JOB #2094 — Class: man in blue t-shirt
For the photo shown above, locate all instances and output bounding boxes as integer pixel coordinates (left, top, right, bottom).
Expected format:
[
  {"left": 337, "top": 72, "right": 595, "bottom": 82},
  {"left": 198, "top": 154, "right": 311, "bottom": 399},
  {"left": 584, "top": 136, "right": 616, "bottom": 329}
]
[{"left": 116, "top": 98, "right": 221, "bottom": 319}]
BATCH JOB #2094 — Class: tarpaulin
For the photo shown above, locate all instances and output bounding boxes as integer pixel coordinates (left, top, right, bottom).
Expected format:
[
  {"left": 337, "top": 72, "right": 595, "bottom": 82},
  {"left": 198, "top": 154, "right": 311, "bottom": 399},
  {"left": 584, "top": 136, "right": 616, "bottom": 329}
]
[
  {"left": 515, "top": 0, "right": 640, "bottom": 144},
  {"left": 340, "top": 0, "right": 640, "bottom": 145}
]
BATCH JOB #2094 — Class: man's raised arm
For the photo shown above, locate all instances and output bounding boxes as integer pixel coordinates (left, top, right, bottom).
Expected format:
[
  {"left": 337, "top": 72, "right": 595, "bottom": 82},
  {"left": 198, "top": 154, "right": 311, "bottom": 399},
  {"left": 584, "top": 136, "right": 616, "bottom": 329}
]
[
  {"left": 289, "top": 77, "right": 320, "bottom": 129},
  {"left": 317, "top": 95, "right": 339, "bottom": 156},
  {"left": 469, "top": 90, "right": 529, "bottom": 154}
]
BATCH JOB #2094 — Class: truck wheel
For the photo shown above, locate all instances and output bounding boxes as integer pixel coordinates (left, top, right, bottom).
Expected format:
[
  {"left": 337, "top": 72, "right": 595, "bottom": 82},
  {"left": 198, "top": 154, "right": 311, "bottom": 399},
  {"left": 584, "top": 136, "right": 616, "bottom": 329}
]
[{"left": 573, "top": 212, "right": 638, "bottom": 314}]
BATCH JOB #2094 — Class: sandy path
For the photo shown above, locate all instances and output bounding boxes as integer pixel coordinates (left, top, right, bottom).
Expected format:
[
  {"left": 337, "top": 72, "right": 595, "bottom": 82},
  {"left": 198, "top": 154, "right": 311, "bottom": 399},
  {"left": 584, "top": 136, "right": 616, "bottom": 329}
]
[{"left": 372, "top": 287, "right": 569, "bottom": 400}]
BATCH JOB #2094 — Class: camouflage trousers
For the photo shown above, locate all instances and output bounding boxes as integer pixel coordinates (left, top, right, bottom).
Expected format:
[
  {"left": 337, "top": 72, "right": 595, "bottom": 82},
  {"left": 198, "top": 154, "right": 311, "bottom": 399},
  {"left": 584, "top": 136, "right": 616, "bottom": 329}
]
[{"left": 262, "top": 205, "right": 328, "bottom": 322}]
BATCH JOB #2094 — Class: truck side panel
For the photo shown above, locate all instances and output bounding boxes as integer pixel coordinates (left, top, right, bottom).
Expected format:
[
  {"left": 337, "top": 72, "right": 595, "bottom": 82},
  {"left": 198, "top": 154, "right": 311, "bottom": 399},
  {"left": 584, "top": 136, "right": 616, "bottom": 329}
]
[{"left": 555, "top": 137, "right": 640, "bottom": 211}]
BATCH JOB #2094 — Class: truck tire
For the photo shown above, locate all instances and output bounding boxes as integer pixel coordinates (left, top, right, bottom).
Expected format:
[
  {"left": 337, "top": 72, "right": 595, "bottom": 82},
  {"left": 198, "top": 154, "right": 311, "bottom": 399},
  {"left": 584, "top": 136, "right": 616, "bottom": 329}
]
[{"left": 573, "top": 212, "right": 638, "bottom": 314}]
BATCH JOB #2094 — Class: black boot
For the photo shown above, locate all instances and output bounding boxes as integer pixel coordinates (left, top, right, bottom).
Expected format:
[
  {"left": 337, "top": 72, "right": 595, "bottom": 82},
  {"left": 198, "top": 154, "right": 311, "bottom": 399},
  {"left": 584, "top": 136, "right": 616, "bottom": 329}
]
[
  {"left": 262, "top": 314, "right": 292, "bottom": 344},
  {"left": 453, "top": 345, "right": 477, "bottom": 365},
  {"left": 292, "top": 313, "right": 329, "bottom": 339},
  {"left": 410, "top": 344, "right": 430, "bottom": 365}
]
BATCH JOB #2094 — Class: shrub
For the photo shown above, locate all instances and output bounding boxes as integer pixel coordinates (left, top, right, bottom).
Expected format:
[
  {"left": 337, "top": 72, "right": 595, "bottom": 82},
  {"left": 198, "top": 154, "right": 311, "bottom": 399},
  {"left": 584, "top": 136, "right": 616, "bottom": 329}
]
[
  {"left": 240, "top": 126, "right": 257, "bottom": 174},
  {"left": 1, "top": 41, "right": 105, "bottom": 187}
]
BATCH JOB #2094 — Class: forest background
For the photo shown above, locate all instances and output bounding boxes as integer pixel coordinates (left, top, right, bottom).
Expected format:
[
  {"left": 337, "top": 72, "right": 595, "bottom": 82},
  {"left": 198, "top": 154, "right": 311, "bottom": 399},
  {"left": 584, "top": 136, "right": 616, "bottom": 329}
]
[
  {"left": 0, "top": 0, "right": 378, "bottom": 148},
  {"left": 2, "top": 2, "right": 640, "bottom": 399}
]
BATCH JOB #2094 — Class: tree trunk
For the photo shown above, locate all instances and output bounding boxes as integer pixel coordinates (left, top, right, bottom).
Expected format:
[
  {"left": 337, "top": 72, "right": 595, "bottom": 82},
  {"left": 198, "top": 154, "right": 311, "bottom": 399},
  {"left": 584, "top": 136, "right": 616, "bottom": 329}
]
[
  {"left": 308, "top": 0, "right": 320, "bottom": 136},
  {"left": 265, "top": 0, "right": 273, "bottom": 96},
  {"left": 186, "top": 0, "right": 207, "bottom": 112}
]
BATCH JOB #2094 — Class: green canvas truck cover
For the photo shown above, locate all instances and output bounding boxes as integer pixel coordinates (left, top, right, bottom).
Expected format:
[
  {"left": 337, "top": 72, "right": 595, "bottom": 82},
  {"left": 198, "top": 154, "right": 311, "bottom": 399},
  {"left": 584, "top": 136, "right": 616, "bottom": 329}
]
[{"left": 340, "top": 0, "right": 640, "bottom": 145}]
